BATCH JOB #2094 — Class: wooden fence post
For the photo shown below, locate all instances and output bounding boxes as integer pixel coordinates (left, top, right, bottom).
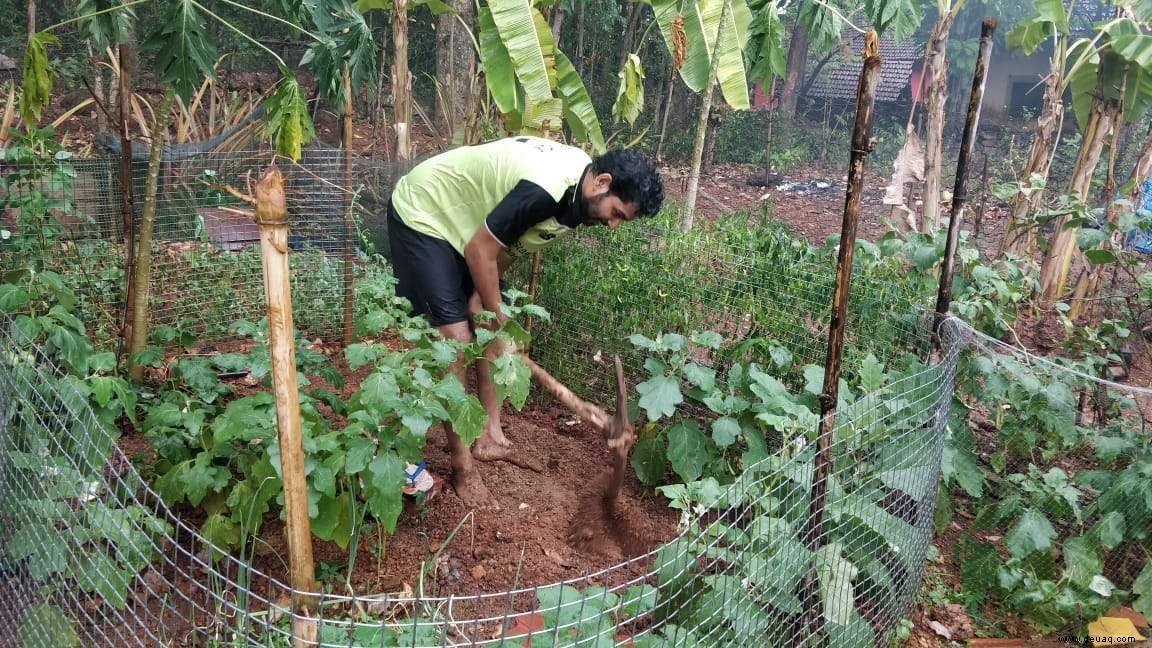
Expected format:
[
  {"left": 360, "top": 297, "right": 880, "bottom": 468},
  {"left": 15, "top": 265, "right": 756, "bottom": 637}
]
[
  {"left": 797, "top": 30, "right": 881, "bottom": 645},
  {"left": 253, "top": 165, "right": 317, "bottom": 647},
  {"left": 935, "top": 19, "right": 997, "bottom": 335},
  {"left": 342, "top": 63, "right": 355, "bottom": 347}
]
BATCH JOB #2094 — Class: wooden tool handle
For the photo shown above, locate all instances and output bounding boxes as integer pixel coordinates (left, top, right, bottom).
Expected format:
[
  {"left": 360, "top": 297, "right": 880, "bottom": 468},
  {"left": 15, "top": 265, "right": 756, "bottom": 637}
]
[{"left": 519, "top": 355, "right": 612, "bottom": 431}]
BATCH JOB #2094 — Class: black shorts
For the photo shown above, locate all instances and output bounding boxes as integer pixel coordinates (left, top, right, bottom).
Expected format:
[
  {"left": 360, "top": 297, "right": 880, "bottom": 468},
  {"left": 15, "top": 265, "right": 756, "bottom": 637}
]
[{"left": 387, "top": 201, "right": 479, "bottom": 327}]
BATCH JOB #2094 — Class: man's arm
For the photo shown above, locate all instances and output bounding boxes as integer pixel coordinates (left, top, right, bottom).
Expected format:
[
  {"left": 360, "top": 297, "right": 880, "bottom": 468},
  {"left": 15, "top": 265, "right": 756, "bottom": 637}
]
[{"left": 463, "top": 179, "right": 560, "bottom": 323}]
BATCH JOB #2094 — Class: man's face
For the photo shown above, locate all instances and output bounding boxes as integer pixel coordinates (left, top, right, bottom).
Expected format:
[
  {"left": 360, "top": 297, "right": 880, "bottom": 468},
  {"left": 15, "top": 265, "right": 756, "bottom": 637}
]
[{"left": 581, "top": 172, "right": 639, "bottom": 229}]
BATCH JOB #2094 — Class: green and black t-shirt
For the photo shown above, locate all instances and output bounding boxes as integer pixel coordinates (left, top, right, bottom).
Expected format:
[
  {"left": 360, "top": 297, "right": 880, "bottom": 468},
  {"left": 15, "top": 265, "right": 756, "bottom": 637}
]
[{"left": 390, "top": 136, "right": 592, "bottom": 256}]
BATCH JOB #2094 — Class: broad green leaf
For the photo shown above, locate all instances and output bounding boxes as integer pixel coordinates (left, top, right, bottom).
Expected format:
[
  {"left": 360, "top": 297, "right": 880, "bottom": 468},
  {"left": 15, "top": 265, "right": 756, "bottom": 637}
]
[
  {"left": 1133, "top": 561, "right": 1152, "bottom": 618},
  {"left": 632, "top": 435, "right": 667, "bottom": 484},
  {"left": 942, "top": 442, "right": 985, "bottom": 497},
  {"left": 1037, "top": 0, "right": 1069, "bottom": 32},
  {"left": 1085, "top": 249, "right": 1118, "bottom": 265},
  {"left": 364, "top": 452, "right": 406, "bottom": 532},
  {"left": 650, "top": 0, "right": 710, "bottom": 92},
  {"left": 76, "top": 0, "right": 135, "bottom": 51},
  {"left": 613, "top": 53, "right": 645, "bottom": 126},
  {"left": 681, "top": 363, "right": 716, "bottom": 391},
  {"left": 711, "top": 416, "right": 741, "bottom": 448},
  {"left": 555, "top": 49, "right": 605, "bottom": 153},
  {"left": 1061, "top": 535, "right": 1101, "bottom": 588},
  {"left": 1077, "top": 227, "right": 1108, "bottom": 251},
  {"left": 20, "top": 32, "right": 58, "bottom": 125},
  {"left": 450, "top": 395, "right": 487, "bottom": 446},
  {"left": 636, "top": 375, "right": 683, "bottom": 420},
  {"left": 858, "top": 353, "right": 886, "bottom": 392},
  {"left": 749, "top": 4, "right": 786, "bottom": 86},
  {"left": 698, "top": 0, "right": 751, "bottom": 110},
  {"left": 958, "top": 539, "right": 999, "bottom": 602},
  {"left": 1006, "top": 508, "right": 1057, "bottom": 558},
  {"left": 521, "top": 96, "right": 564, "bottom": 133},
  {"left": 140, "top": 0, "right": 218, "bottom": 102},
  {"left": 202, "top": 512, "right": 241, "bottom": 552},
  {"left": 1091, "top": 511, "right": 1125, "bottom": 549},
  {"left": 1007, "top": 17, "right": 1053, "bottom": 55},
  {"left": 865, "top": 0, "right": 924, "bottom": 42},
  {"left": 1067, "top": 41, "right": 1100, "bottom": 134},
  {"left": 488, "top": 0, "right": 552, "bottom": 102},
  {"left": 691, "top": 331, "right": 724, "bottom": 349},
  {"left": 816, "top": 542, "right": 858, "bottom": 626},
  {"left": 478, "top": 8, "right": 521, "bottom": 114},
  {"left": 798, "top": 0, "right": 843, "bottom": 53},
  {"left": 1106, "top": 19, "right": 1152, "bottom": 71},
  {"left": 265, "top": 70, "right": 315, "bottom": 161},
  {"left": 18, "top": 605, "right": 78, "bottom": 648},
  {"left": 666, "top": 421, "right": 707, "bottom": 483}
]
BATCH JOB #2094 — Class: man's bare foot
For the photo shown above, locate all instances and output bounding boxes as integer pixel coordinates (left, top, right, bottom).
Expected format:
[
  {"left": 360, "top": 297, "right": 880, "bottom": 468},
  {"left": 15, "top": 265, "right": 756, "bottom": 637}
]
[
  {"left": 483, "top": 422, "right": 513, "bottom": 448},
  {"left": 453, "top": 469, "right": 497, "bottom": 510},
  {"left": 473, "top": 437, "right": 544, "bottom": 472}
]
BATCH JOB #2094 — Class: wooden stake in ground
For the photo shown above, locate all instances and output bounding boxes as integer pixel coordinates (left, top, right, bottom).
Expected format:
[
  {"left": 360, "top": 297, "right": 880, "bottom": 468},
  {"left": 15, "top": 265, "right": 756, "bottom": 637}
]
[
  {"left": 680, "top": 0, "right": 732, "bottom": 230},
  {"left": 935, "top": 19, "right": 996, "bottom": 334},
  {"left": 126, "top": 89, "right": 174, "bottom": 382},
  {"left": 252, "top": 164, "right": 318, "bottom": 646},
  {"left": 797, "top": 30, "right": 880, "bottom": 644},
  {"left": 342, "top": 64, "right": 355, "bottom": 347},
  {"left": 116, "top": 43, "right": 137, "bottom": 367},
  {"left": 393, "top": 0, "right": 412, "bottom": 160}
]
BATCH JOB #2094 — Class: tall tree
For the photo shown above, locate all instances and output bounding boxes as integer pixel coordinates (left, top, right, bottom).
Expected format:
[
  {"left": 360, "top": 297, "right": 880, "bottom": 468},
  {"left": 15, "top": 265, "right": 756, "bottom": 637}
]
[
  {"left": 436, "top": 0, "right": 477, "bottom": 132},
  {"left": 920, "top": 0, "right": 962, "bottom": 231},
  {"left": 778, "top": 27, "right": 807, "bottom": 113}
]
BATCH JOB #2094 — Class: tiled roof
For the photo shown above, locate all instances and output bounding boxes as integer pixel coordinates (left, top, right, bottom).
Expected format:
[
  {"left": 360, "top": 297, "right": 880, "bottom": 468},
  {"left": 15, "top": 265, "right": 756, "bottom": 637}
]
[{"left": 806, "top": 32, "right": 923, "bottom": 103}]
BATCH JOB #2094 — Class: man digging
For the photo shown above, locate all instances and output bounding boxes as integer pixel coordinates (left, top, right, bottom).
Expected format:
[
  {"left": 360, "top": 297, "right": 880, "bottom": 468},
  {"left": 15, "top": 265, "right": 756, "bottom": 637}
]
[{"left": 387, "top": 136, "right": 664, "bottom": 508}]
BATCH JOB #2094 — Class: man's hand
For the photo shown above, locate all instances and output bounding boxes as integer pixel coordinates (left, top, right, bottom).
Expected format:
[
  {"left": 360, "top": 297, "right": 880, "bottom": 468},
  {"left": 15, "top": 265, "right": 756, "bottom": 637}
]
[{"left": 464, "top": 227, "right": 507, "bottom": 328}]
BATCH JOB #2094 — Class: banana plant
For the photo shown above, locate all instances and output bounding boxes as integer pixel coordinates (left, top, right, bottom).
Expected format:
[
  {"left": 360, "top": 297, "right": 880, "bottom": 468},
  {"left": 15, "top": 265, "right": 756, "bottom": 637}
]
[
  {"left": 1038, "top": 11, "right": 1152, "bottom": 308},
  {"left": 645, "top": 0, "right": 755, "bottom": 111},
  {"left": 476, "top": 0, "right": 606, "bottom": 152}
]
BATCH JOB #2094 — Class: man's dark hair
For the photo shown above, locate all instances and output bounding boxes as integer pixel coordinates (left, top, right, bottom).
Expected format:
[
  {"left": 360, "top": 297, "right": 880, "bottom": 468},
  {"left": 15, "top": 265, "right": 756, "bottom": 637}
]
[{"left": 591, "top": 149, "right": 664, "bottom": 217}]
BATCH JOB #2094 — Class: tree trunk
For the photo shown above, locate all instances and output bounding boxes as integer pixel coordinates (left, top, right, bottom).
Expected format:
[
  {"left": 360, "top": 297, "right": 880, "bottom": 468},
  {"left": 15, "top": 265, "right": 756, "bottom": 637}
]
[
  {"left": 657, "top": 69, "right": 676, "bottom": 160},
  {"left": 921, "top": 15, "right": 954, "bottom": 232},
  {"left": 619, "top": 2, "right": 642, "bottom": 74},
  {"left": 1069, "top": 101, "right": 1152, "bottom": 318},
  {"left": 116, "top": 43, "right": 136, "bottom": 366},
  {"left": 998, "top": 53, "right": 1064, "bottom": 257},
  {"left": 551, "top": 3, "right": 565, "bottom": 43},
  {"left": 765, "top": 76, "right": 778, "bottom": 180},
  {"left": 435, "top": 0, "right": 476, "bottom": 133},
  {"left": 26, "top": 0, "right": 34, "bottom": 36},
  {"left": 393, "top": 0, "right": 412, "bottom": 159},
  {"left": 576, "top": 0, "right": 586, "bottom": 77},
  {"left": 90, "top": 45, "right": 108, "bottom": 133},
  {"left": 703, "top": 88, "right": 723, "bottom": 173},
  {"left": 1068, "top": 121, "right": 1121, "bottom": 321},
  {"left": 1037, "top": 77, "right": 1122, "bottom": 307},
  {"left": 127, "top": 90, "right": 175, "bottom": 382},
  {"left": 779, "top": 26, "right": 808, "bottom": 115},
  {"left": 681, "top": 0, "right": 732, "bottom": 230}
]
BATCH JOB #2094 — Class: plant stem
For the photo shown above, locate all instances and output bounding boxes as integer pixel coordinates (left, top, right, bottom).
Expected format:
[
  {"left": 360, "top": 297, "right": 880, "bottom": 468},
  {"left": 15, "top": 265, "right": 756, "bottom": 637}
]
[
  {"left": 214, "top": 0, "right": 323, "bottom": 42},
  {"left": 43, "top": 0, "right": 148, "bottom": 33},
  {"left": 191, "top": 0, "right": 286, "bottom": 69}
]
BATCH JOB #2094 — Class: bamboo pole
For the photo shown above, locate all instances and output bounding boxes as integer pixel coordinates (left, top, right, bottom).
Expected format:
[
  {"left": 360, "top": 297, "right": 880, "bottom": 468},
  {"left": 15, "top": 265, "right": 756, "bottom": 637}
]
[
  {"left": 797, "top": 30, "right": 880, "bottom": 645},
  {"left": 393, "top": 0, "right": 411, "bottom": 160},
  {"left": 126, "top": 89, "right": 174, "bottom": 382},
  {"left": 935, "top": 20, "right": 996, "bottom": 333},
  {"left": 342, "top": 64, "right": 355, "bottom": 346},
  {"left": 252, "top": 164, "right": 317, "bottom": 647},
  {"left": 116, "top": 43, "right": 137, "bottom": 367}
]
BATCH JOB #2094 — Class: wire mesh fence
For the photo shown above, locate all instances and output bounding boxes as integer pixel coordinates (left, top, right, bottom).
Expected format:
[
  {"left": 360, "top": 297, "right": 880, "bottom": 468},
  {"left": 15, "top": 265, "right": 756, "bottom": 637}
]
[
  {"left": 2, "top": 145, "right": 1149, "bottom": 647},
  {"left": 0, "top": 301, "right": 959, "bottom": 647},
  {"left": 0, "top": 148, "right": 416, "bottom": 348},
  {"left": 944, "top": 318, "right": 1152, "bottom": 631}
]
